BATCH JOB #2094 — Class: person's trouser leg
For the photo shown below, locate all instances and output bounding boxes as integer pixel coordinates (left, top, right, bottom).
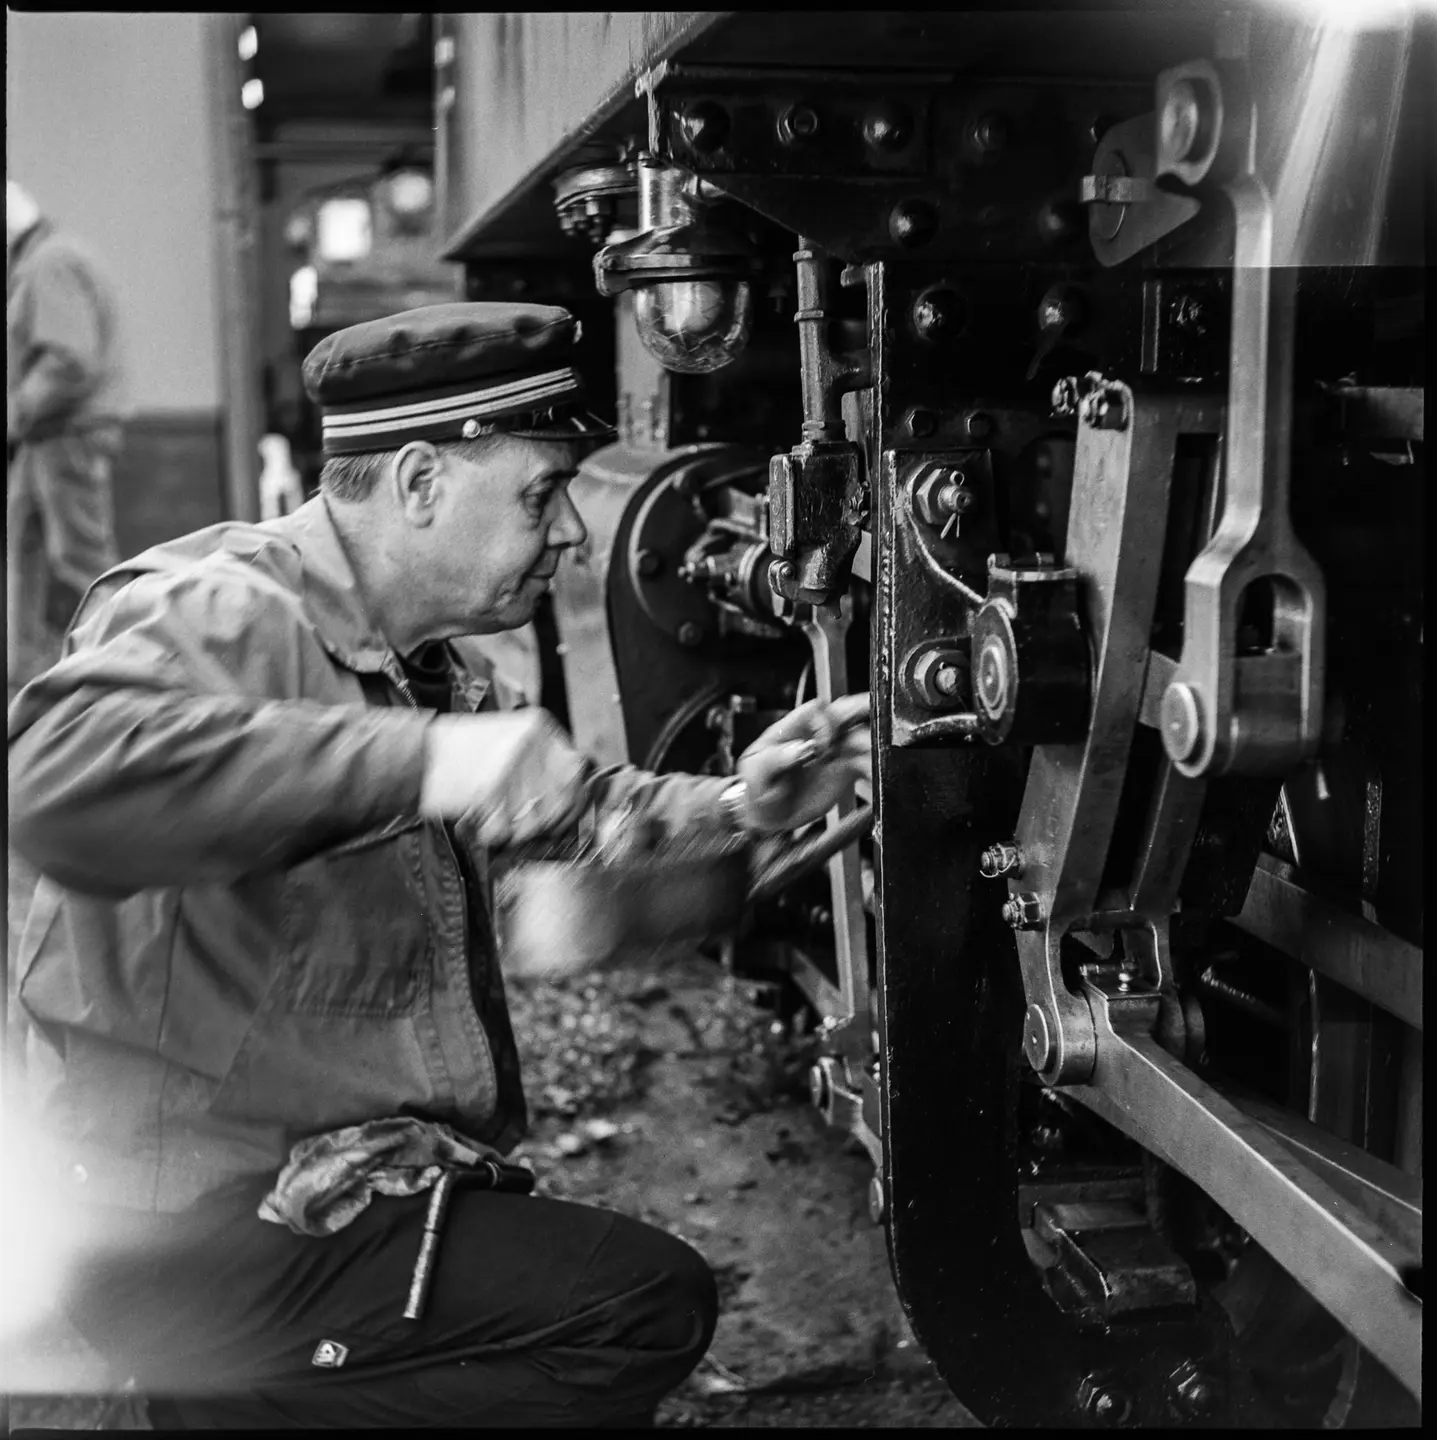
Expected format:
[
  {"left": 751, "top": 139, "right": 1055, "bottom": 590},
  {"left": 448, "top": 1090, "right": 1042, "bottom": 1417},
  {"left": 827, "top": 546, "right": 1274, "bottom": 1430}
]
[{"left": 66, "top": 1177, "right": 718, "bottom": 1429}]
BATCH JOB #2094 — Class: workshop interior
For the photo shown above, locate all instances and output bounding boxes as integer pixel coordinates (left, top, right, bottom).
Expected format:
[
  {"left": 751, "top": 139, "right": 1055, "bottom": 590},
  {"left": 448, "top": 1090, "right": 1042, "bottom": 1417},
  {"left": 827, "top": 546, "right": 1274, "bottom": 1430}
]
[{"left": 6, "top": 3, "right": 1426, "bottom": 1428}]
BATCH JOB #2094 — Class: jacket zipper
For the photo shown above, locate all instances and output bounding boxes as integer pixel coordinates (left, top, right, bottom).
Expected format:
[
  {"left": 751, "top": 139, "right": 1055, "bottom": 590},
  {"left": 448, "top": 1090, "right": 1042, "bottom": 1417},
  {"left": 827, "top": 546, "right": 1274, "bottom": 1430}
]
[{"left": 390, "top": 668, "right": 470, "bottom": 947}]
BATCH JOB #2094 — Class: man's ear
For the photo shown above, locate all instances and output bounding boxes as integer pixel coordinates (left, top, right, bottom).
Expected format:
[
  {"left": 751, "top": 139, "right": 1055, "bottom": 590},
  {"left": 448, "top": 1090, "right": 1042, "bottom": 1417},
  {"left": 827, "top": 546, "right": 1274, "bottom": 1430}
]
[{"left": 393, "top": 442, "right": 443, "bottom": 527}]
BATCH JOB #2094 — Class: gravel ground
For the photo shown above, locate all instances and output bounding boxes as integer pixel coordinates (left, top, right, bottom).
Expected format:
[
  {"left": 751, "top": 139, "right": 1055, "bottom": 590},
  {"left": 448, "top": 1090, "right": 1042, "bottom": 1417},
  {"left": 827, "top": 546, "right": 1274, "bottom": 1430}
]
[{"left": 7, "top": 949, "right": 979, "bottom": 1429}]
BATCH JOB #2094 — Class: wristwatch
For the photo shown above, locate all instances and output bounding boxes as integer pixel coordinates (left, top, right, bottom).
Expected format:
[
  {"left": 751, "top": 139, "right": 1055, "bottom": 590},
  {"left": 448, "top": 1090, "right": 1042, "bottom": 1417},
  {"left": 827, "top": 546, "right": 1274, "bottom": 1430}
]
[{"left": 719, "top": 778, "right": 750, "bottom": 833}]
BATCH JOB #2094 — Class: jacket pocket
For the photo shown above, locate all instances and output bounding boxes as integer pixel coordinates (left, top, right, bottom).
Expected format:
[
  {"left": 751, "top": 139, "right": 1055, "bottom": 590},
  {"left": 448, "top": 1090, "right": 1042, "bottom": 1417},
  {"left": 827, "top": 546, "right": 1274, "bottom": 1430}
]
[{"left": 278, "top": 821, "right": 430, "bottom": 1017}]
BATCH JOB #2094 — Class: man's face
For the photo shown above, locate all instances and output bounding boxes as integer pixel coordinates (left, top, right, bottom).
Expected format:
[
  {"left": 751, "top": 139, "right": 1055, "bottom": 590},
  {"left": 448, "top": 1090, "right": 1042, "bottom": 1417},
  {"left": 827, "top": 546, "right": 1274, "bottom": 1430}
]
[{"left": 421, "top": 435, "right": 588, "bottom": 635}]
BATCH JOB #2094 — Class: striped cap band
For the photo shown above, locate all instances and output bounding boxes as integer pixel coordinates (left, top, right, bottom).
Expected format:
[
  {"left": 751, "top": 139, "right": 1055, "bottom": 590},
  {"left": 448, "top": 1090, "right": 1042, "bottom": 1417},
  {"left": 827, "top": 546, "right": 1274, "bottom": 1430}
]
[{"left": 321, "top": 366, "right": 588, "bottom": 455}]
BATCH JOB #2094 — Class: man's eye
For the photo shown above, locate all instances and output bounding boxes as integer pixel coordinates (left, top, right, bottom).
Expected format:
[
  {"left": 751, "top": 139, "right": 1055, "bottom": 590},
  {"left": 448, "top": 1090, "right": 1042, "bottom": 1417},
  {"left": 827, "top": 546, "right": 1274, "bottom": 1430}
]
[{"left": 528, "top": 489, "right": 553, "bottom": 516}]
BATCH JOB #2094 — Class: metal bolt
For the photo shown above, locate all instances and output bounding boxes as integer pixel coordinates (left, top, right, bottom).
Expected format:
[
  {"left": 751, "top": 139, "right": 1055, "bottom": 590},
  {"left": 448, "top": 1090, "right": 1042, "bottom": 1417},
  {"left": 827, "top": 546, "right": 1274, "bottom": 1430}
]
[
  {"left": 676, "top": 621, "right": 704, "bottom": 648},
  {"left": 1168, "top": 1360, "right": 1222, "bottom": 1420},
  {"left": 911, "top": 287, "right": 965, "bottom": 342},
  {"left": 933, "top": 663, "right": 962, "bottom": 698},
  {"left": 1082, "top": 387, "right": 1128, "bottom": 431},
  {"left": 964, "top": 410, "right": 994, "bottom": 441},
  {"left": 768, "top": 558, "right": 797, "bottom": 596},
  {"left": 809, "top": 1063, "right": 830, "bottom": 1111},
  {"left": 978, "top": 842, "right": 1021, "bottom": 879},
  {"left": 778, "top": 103, "right": 820, "bottom": 145},
  {"left": 1088, "top": 1385, "right": 1134, "bottom": 1426},
  {"left": 1038, "top": 285, "right": 1084, "bottom": 336},
  {"left": 974, "top": 635, "right": 1010, "bottom": 720},
  {"left": 1023, "top": 1003, "right": 1054, "bottom": 1069},
  {"left": 1159, "top": 682, "right": 1202, "bottom": 763},
  {"left": 906, "top": 406, "right": 938, "bottom": 438},
  {"left": 867, "top": 1174, "right": 887, "bottom": 1225},
  {"left": 943, "top": 483, "right": 976, "bottom": 516},
  {"left": 1003, "top": 892, "right": 1043, "bottom": 930},
  {"left": 888, "top": 198, "right": 939, "bottom": 248},
  {"left": 808, "top": 905, "right": 832, "bottom": 930},
  {"left": 1171, "top": 293, "right": 1208, "bottom": 332},
  {"left": 1051, "top": 376, "right": 1082, "bottom": 417},
  {"left": 970, "top": 112, "right": 1009, "bottom": 153},
  {"left": 862, "top": 105, "right": 912, "bottom": 152},
  {"left": 1160, "top": 78, "right": 1209, "bottom": 167},
  {"left": 679, "top": 101, "right": 730, "bottom": 154},
  {"left": 1036, "top": 198, "right": 1082, "bottom": 245},
  {"left": 1089, "top": 112, "right": 1122, "bottom": 144},
  {"left": 1031, "top": 1123, "right": 1063, "bottom": 1152},
  {"left": 636, "top": 548, "right": 662, "bottom": 578}
]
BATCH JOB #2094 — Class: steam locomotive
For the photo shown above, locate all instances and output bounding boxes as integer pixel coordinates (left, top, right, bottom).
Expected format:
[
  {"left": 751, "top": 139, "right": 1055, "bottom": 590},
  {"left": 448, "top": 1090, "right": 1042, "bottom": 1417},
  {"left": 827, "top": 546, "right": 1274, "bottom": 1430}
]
[{"left": 435, "top": 5, "right": 1424, "bottom": 1426}]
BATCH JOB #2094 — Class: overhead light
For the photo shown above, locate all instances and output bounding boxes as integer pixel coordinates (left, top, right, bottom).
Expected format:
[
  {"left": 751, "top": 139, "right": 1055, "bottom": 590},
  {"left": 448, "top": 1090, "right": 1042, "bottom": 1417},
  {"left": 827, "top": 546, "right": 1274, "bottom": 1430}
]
[
  {"left": 282, "top": 210, "right": 314, "bottom": 254},
  {"left": 382, "top": 168, "right": 435, "bottom": 232},
  {"left": 237, "top": 25, "right": 258, "bottom": 62},
  {"left": 316, "top": 198, "right": 372, "bottom": 262},
  {"left": 241, "top": 78, "right": 264, "bottom": 111}
]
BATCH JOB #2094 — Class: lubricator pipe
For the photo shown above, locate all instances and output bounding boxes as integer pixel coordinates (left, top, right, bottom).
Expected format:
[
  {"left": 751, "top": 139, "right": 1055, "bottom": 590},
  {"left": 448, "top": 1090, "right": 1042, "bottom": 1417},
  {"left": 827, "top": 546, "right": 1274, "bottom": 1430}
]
[{"left": 793, "top": 239, "right": 871, "bottom": 442}]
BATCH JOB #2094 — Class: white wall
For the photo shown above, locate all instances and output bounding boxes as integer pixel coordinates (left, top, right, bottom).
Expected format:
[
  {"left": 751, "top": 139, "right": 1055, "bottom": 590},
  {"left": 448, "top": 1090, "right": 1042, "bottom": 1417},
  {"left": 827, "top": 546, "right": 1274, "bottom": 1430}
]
[{"left": 6, "top": 12, "right": 222, "bottom": 412}]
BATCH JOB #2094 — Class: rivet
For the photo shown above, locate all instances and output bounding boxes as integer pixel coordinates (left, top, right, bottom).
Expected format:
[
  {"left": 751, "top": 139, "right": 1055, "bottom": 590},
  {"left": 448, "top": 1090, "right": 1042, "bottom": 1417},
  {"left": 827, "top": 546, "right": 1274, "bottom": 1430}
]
[
  {"left": 888, "top": 198, "right": 939, "bottom": 248},
  {"left": 462, "top": 418, "right": 480, "bottom": 439}
]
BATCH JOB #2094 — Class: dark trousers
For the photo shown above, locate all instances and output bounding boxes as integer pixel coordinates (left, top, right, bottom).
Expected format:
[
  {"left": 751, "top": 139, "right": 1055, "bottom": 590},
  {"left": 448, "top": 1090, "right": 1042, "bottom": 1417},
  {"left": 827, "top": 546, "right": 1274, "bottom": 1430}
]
[{"left": 63, "top": 1176, "right": 718, "bottom": 1428}]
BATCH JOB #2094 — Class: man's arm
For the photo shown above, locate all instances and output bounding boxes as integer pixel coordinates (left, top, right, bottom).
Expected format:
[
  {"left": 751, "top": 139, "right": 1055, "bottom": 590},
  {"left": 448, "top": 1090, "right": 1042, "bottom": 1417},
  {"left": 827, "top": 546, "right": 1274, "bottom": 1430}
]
[
  {"left": 8, "top": 248, "right": 109, "bottom": 441},
  {"left": 7, "top": 564, "right": 431, "bottom": 896},
  {"left": 574, "top": 693, "right": 873, "bottom": 847}
]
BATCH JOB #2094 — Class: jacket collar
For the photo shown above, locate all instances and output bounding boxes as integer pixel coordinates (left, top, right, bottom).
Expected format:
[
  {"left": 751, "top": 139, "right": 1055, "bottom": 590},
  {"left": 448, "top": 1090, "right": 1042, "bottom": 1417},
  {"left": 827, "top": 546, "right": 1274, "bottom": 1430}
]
[
  {"left": 269, "top": 496, "right": 395, "bottom": 673},
  {"left": 269, "top": 497, "right": 494, "bottom": 703}
]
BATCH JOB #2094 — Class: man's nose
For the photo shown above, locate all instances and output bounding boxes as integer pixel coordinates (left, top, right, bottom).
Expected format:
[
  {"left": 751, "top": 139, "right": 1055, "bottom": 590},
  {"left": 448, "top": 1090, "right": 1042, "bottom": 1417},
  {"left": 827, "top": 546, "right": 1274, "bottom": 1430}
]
[{"left": 550, "top": 489, "right": 588, "bottom": 549}]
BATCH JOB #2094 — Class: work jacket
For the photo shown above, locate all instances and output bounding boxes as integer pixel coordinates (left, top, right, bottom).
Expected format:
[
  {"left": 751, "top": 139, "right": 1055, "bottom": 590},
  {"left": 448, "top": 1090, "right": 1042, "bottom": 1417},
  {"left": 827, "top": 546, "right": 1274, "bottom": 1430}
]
[
  {"left": 8, "top": 496, "right": 734, "bottom": 1214},
  {"left": 7, "top": 218, "right": 127, "bottom": 445}
]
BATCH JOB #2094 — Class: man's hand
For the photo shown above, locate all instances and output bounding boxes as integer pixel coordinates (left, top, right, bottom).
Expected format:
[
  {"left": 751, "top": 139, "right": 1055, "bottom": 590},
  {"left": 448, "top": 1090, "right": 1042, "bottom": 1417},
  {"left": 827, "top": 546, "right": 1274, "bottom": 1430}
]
[
  {"left": 736, "top": 692, "right": 872, "bottom": 834},
  {"left": 420, "top": 710, "right": 591, "bottom": 848}
]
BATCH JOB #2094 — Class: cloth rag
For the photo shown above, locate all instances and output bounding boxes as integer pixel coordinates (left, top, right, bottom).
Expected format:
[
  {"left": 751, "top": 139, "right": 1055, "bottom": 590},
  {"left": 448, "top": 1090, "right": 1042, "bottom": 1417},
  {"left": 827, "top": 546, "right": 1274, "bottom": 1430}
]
[{"left": 257, "top": 1117, "right": 504, "bottom": 1237}]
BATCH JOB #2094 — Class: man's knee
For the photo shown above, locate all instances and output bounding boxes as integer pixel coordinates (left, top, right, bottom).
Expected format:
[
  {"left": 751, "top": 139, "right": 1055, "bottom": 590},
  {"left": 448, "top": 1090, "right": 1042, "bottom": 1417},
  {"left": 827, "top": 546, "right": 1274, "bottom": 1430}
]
[
  {"left": 647, "top": 1229, "right": 720, "bottom": 1358},
  {"left": 580, "top": 1215, "right": 718, "bottom": 1362}
]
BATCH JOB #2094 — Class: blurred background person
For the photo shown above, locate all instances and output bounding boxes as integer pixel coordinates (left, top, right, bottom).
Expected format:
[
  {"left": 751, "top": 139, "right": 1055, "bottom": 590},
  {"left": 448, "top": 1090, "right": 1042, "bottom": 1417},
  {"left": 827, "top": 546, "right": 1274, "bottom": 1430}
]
[{"left": 7, "top": 179, "right": 127, "bottom": 700}]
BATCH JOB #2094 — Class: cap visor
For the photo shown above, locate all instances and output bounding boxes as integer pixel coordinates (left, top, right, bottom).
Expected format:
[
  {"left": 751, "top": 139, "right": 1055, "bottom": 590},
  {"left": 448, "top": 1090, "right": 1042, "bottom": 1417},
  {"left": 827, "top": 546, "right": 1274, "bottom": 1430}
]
[{"left": 506, "top": 409, "right": 616, "bottom": 441}]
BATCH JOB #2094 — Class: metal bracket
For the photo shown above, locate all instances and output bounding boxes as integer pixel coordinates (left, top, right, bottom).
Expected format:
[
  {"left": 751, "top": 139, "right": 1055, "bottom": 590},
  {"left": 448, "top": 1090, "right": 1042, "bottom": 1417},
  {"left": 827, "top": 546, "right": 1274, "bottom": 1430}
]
[
  {"left": 799, "top": 597, "right": 873, "bottom": 1080},
  {"left": 1069, "top": 969, "right": 1421, "bottom": 1401},
  {"left": 1156, "top": 61, "right": 1327, "bottom": 778},
  {"left": 1006, "top": 387, "right": 1222, "bottom": 1083}
]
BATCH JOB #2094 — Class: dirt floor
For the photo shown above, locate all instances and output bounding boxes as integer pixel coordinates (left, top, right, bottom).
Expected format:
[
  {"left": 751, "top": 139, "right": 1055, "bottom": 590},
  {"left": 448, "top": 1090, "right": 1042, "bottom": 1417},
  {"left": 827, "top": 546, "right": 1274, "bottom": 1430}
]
[{"left": 6, "top": 951, "right": 979, "bottom": 1429}]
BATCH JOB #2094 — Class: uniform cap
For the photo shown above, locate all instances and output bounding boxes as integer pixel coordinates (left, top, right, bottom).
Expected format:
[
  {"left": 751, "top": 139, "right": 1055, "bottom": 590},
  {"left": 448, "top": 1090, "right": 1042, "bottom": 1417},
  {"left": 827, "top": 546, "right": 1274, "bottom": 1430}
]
[{"left": 302, "top": 302, "right": 615, "bottom": 455}]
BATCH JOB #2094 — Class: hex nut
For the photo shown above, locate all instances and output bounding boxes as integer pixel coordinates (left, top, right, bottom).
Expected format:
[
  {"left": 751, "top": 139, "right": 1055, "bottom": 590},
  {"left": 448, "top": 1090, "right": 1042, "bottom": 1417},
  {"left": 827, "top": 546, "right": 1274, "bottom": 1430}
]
[
  {"left": 907, "top": 645, "right": 969, "bottom": 710},
  {"left": 680, "top": 101, "right": 730, "bottom": 154},
  {"left": 1168, "top": 1361, "right": 1222, "bottom": 1420},
  {"left": 778, "top": 104, "right": 820, "bottom": 145},
  {"left": 1003, "top": 892, "right": 1043, "bottom": 930},
  {"left": 906, "top": 407, "right": 938, "bottom": 438}
]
